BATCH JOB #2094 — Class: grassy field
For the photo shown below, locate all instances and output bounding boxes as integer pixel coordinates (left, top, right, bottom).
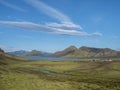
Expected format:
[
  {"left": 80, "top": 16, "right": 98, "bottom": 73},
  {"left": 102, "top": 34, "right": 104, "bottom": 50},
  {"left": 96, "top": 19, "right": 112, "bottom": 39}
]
[{"left": 0, "top": 55, "right": 120, "bottom": 90}]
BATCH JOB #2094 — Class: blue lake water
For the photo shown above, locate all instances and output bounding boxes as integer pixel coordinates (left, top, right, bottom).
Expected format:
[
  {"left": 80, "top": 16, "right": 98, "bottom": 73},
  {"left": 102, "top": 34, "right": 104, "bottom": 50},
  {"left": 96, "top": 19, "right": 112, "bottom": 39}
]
[{"left": 26, "top": 57, "right": 96, "bottom": 61}]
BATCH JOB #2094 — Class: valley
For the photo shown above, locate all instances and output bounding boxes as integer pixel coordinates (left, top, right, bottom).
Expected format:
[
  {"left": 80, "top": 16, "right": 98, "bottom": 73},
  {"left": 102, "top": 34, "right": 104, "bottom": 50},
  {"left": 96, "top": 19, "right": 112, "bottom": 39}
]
[
  {"left": 0, "top": 49, "right": 120, "bottom": 90},
  {"left": 1, "top": 0, "right": 120, "bottom": 89}
]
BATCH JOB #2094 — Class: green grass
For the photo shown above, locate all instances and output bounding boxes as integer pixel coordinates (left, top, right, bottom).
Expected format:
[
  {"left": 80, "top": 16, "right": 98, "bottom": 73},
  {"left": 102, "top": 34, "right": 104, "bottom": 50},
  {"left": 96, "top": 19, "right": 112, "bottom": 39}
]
[{"left": 0, "top": 55, "right": 120, "bottom": 90}]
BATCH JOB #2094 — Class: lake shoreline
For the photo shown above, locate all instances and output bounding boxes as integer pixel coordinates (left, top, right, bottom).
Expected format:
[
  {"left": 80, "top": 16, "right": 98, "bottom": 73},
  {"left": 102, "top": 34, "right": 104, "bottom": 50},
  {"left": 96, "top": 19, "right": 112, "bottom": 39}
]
[{"left": 26, "top": 56, "right": 100, "bottom": 61}]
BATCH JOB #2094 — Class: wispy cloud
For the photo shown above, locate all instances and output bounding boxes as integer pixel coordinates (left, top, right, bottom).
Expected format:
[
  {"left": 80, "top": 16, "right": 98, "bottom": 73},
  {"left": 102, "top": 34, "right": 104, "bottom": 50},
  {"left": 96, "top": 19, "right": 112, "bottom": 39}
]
[
  {"left": 25, "top": 0, "right": 70, "bottom": 23},
  {"left": 24, "top": 0, "right": 82, "bottom": 29},
  {"left": 0, "top": 0, "right": 102, "bottom": 37},
  {"left": 0, "top": 21, "right": 53, "bottom": 32},
  {"left": 0, "top": 21, "right": 102, "bottom": 36},
  {"left": 0, "top": 0, "right": 25, "bottom": 12},
  {"left": 45, "top": 22, "right": 82, "bottom": 30},
  {"left": 23, "top": 0, "right": 102, "bottom": 36}
]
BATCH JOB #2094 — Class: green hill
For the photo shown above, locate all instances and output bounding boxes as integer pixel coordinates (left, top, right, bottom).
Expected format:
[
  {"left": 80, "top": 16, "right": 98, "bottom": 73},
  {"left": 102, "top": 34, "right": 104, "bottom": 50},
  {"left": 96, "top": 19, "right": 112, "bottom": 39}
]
[
  {"left": 0, "top": 49, "right": 25, "bottom": 65},
  {"left": 53, "top": 45, "right": 77, "bottom": 57},
  {"left": 53, "top": 46, "right": 120, "bottom": 58}
]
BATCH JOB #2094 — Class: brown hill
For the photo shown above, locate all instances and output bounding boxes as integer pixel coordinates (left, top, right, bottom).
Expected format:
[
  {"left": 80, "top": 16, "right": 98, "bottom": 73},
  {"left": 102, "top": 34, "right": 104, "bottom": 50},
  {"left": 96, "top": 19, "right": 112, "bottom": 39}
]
[{"left": 0, "top": 48, "right": 4, "bottom": 55}]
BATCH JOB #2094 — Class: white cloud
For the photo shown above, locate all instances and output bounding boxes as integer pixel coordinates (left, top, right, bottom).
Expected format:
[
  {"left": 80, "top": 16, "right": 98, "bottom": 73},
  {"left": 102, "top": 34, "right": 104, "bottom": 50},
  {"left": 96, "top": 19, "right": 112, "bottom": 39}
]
[
  {"left": 0, "top": 0, "right": 25, "bottom": 12},
  {"left": 91, "top": 32, "right": 102, "bottom": 36},
  {"left": 23, "top": 0, "right": 102, "bottom": 36},
  {"left": 24, "top": 0, "right": 83, "bottom": 30},
  {"left": 46, "top": 22, "right": 82, "bottom": 30},
  {"left": 0, "top": 21, "right": 54, "bottom": 32},
  {"left": 0, "top": 21, "right": 102, "bottom": 36},
  {"left": 25, "top": 0, "right": 70, "bottom": 23},
  {"left": 0, "top": 0, "right": 102, "bottom": 37}
]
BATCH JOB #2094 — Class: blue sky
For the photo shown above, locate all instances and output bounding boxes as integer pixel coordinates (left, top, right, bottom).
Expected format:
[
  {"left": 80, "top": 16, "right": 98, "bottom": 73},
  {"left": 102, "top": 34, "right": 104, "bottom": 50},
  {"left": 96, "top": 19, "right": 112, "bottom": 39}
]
[{"left": 0, "top": 0, "right": 120, "bottom": 52}]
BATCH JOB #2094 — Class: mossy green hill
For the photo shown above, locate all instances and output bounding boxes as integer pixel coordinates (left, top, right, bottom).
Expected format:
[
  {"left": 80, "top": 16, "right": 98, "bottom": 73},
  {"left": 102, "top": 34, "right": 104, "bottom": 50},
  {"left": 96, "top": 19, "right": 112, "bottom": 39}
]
[{"left": 54, "top": 46, "right": 120, "bottom": 58}]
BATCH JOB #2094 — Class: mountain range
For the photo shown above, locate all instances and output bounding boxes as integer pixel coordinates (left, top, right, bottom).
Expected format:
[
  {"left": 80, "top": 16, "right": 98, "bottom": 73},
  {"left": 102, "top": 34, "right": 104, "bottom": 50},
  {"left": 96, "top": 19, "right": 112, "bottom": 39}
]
[
  {"left": 53, "top": 46, "right": 120, "bottom": 58},
  {"left": 7, "top": 50, "right": 28, "bottom": 56},
  {"left": 6, "top": 46, "right": 120, "bottom": 58},
  {"left": 7, "top": 50, "right": 52, "bottom": 57}
]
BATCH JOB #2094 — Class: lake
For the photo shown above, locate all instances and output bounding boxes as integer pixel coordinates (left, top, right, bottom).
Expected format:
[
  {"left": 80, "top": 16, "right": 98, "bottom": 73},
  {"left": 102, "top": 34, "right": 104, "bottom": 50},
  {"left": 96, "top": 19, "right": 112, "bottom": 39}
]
[{"left": 26, "top": 57, "right": 96, "bottom": 61}]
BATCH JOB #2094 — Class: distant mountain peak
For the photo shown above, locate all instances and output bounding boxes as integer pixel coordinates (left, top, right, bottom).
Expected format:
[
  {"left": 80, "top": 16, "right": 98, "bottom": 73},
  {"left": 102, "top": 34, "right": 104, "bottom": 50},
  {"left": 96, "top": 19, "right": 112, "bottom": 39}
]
[
  {"left": 65, "top": 45, "right": 78, "bottom": 50},
  {"left": 79, "top": 46, "right": 89, "bottom": 49},
  {"left": 7, "top": 50, "right": 52, "bottom": 57},
  {"left": 7, "top": 50, "right": 28, "bottom": 56},
  {"left": 31, "top": 50, "right": 42, "bottom": 53},
  {"left": 53, "top": 45, "right": 77, "bottom": 57}
]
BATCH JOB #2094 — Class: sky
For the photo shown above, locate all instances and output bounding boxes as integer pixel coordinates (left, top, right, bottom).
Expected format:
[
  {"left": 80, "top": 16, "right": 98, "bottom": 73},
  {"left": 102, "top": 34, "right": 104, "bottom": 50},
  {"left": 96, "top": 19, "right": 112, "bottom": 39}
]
[{"left": 0, "top": 0, "right": 120, "bottom": 52}]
